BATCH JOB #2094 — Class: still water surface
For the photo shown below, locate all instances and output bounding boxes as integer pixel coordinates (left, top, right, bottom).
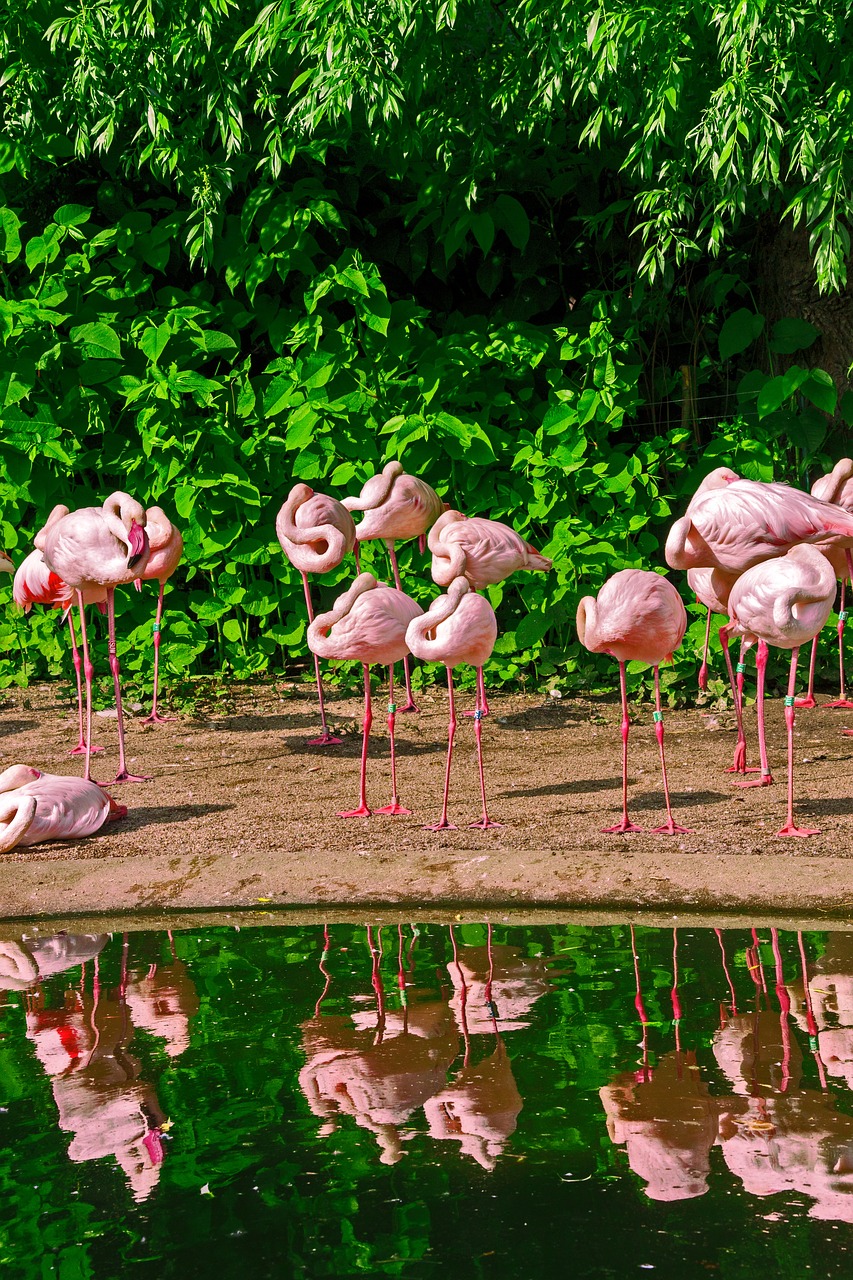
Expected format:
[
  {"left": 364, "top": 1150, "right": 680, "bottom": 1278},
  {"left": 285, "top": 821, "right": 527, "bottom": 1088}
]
[{"left": 2, "top": 921, "right": 853, "bottom": 1277}]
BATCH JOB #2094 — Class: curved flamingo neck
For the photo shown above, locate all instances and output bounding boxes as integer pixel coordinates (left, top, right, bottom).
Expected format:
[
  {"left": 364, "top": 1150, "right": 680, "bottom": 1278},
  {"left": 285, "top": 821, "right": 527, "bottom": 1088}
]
[{"left": 0, "top": 795, "right": 37, "bottom": 852}]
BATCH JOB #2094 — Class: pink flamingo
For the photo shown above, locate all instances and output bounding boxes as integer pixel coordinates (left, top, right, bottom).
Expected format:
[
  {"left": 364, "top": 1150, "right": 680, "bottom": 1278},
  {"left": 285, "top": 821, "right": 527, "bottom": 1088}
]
[
  {"left": 42, "top": 492, "right": 150, "bottom": 784},
  {"left": 797, "top": 458, "right": 853, "bottom": 709},
  {"left": 132, "top": 507, "right": 183, "bottom": 724},
  {"left": 428, "top": 509, "right": 551, "bottom": 716},
  {"left": 13, "top": 541, "right": 107, "bottom": 756},
  {"left": 343, "top": 461, "right": 445, "bottom": 713},
  {"left": 307, "top": 572, "right": 422, "bottom": 817},
  {"left": 0, "top": 764, "right": 126, "bottom": 852},
  {"left": 724, "top": 543, "right": 836, "bottom": 836},
  {"left": 576, "top": 569, "right": 690, "bottom": 835},
  {"left": 276, "top": 484, "right": 358, "bottom": 746},
  {"left": 405, "top": 576, "right": 500, "bottom": 830}
]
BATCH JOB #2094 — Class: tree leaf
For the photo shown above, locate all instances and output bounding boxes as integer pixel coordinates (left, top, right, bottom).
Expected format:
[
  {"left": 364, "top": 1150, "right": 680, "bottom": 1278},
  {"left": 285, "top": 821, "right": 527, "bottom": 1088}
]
[
  {"left": 718, "top": 309, "right": 764, "bottom": 361},
  {"left": 70, "top": 321, "right": 122, "bottom": 359}
]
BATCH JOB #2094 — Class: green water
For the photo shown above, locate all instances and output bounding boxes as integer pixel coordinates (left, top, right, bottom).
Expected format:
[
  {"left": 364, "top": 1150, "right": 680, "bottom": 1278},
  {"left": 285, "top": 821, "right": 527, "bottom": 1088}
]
[{"left": 1, "top": 921, "right": 853, "bottom": 1278}]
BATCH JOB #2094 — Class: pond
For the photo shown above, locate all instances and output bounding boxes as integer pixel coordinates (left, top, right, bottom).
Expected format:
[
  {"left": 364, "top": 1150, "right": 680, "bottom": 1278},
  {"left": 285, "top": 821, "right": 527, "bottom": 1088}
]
[{"left": 1, "top": 919, "right": 853, "bottom": 1277}]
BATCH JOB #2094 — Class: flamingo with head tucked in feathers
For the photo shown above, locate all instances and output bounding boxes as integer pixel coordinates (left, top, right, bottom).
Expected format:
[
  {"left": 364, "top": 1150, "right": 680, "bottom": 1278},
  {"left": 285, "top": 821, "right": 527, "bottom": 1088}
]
[
  {"left": 277, "top": 484, "right": 358, "bottom": 745},
  {"left": 42, "top": 492, "right": 150, "bottom": 785},
  {"left": 343, "top": 461, "right": 446, "bottom": 713},
  {"left": 133, "top": 506, "right": 183, "bottom": 724},
  {"left": 795, "top": 458, "right": 853, "bottom": 709},
  {"left": 308, "top": 572, "right": 422, "bottom": 817},
  {"left": 0, "top": 764, "right": 126, "bottom": 852}
]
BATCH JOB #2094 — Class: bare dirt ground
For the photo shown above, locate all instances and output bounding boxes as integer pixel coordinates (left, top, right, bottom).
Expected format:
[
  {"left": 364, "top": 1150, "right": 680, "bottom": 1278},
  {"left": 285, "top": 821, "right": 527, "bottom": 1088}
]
[{"left": 1, "top": 678, "right": 853, "bottom": 920}]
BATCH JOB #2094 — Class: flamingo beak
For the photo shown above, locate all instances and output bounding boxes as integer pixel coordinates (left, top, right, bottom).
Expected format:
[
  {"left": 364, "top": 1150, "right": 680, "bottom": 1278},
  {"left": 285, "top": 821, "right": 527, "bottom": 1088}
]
[{"left": 127, "top": 522, "right": 148, "bottom": 569}]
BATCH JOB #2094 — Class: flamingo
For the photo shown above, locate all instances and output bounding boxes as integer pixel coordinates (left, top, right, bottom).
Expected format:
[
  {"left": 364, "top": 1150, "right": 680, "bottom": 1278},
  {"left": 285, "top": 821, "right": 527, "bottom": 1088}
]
[
  {"left": 307, "top": 572, "right": 422, "bottom": 817},
  {"left": 0, "top": 550, "right": 12, "bottom": 576},
  {"left": 405, "top": 576, "right": 500, "bottom": 830},
  {"left": 0, "top": 765, "right": 126, "bottom": 852},
  {"left": 723, "top": 543, "right": 836, "bottom": 836},
  {"left": 133, "top": 506, "right": 183, "bottom": 724},
  {"left": 276, "top": 484, "right": 358, "bottom": 745},
  {"left": 427, "top": 509, "right": 551, "bottom": 716},
  {"left": 576, "top": 569, "right": 690, "bottom": 835},
  {"left": 796, "top": 458, "right": 853, "bottom": 709},
  {"left": 343, "top": 461, "right": 445, "bottom": 713},
  {"left": 42, "top": 491, "right": 150, "bottom": 784}
]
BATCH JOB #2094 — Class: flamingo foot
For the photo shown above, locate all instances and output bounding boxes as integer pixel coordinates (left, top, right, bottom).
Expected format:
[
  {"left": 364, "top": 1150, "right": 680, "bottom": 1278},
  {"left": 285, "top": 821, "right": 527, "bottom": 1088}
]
[
  {"left": 794, "top": 695, "right": 818, "bottom": 709},
  {"left": 141, "top": 712, "right": 178, "bottom": 725},
  {"left": 602, "top": 818, "right": 643, "bottom": 834},
  {"left": 726, "top": 741, "right": 762, "bottom": 774},
  {"left": 307, "top": 733, "right": 343, "bottom": 746},
  {"left": 843, "top": 730, "right": 853, "bottom": 737},
  {"left": 777, "top": 822, "right": 821, "bottom": 838},
  {"left": 651, "top": 821, "right": 692, "bottom": 835},
  {"left": 105, "top": 795, "right": 128, "bottom": 821},
  {"left": 111, "top": 770, "right": 152, "bottom": 784},
  {"left": 70, "top": 743, "right": 104, "bottom": 756},
  {"left": 424, "top": 819, "right": 457, "bottom": 832},
  {"left": 338, "top": 804, "right": 372, "bottom": 818},
  {"left": 468, "top": 817, "right": 503, "bottom": 829},
  {"left": 821, "top": 699, "right": 853, "bottom": 709},
  {"left": 397, "top": 701, "right": 419, "bottom": 714},
  {"left": 374, "top": 801, "right": 412, "bottom": 816},
  {"left": 732, "top": 773, "right": 774, "bottom": 788}
]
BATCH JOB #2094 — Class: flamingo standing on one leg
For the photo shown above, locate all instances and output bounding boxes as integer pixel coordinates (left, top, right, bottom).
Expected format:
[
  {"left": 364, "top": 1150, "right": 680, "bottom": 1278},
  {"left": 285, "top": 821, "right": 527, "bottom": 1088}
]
[
  {"left": 428, "top": 509, "right": 551, "bottom": 717},
  {"left": 307, "top": 573, "right": 422, "bottom": 817},
  {"left": 133, "top": 507, "right": 183, "bottom": 724},
  {"left": 724, "top": 544, "right": 836, "bottom": 837},
  {"left": 276, "top": 484, "right": 358, "bottom": 746},
  {"left": 343, "top": 461, "right": 445, "bottom": 713},
  {"left": 405, "top": 576, "right": 500, "bottom": 831},
  {"left": 797, "top": 458, "right": 853, "bottom": 709},
  {"left": 0, "top": 764, "right": 126, "bottom": 852},
  {"left": 576, "top": 569, "right": 691, "bottom": 835},
  {"left": 42, "top": 492, "right": 150, "bottom": 784}
]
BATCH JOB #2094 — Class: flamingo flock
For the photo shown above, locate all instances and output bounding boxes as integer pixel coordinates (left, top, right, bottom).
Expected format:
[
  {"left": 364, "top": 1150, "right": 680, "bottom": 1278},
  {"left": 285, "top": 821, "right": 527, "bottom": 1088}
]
[{"left": 2, "top": 455, "right": 853, "bottom": 848}]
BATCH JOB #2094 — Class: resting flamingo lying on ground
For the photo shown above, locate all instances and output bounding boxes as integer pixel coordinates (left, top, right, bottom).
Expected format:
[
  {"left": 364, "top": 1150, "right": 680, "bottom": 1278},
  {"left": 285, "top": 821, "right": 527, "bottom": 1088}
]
[
  {"left": 428, "top": 510, "right": 551, "bottom": 716},
  {"left": 576, "top": 569, "right": 690, "bottom": 835},
  {"left": 343, "top": 461, "right": 445, "bottom": 713},
  {"left": 277, "top": 484, "right": 358, "bottom": 745},
  {"left": 0, "top": 765, "right": 126, "bottom": 853},
  {"left": 723, "top": 544, "right": 836, "bottom": 837},
  {"left": 134, "top": 506, "right": 183, "bottom": 724},
  {"left": 405, "top": 577, "right": 500, "bottom": 830},
  {"left": 42, "top": 492, "right": 150, "bottom": 784},
  {"left": 307, "top": 573, "right": 422, "bottom": 817}
]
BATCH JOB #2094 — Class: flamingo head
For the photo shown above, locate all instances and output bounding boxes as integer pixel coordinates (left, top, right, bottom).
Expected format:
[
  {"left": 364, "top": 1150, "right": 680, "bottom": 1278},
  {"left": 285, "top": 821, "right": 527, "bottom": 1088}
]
[
  {"left": 102, "top": 492, "right": 149, "bottom": 567},
  {"left": 0, "top": 765, "right": 41, "bottom": 794}
]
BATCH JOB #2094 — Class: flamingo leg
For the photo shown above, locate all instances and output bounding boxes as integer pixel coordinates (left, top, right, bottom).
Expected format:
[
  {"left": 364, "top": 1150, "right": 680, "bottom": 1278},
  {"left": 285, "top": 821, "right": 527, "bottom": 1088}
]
[
  {"left": 463, "top": 666, "right": 492, "bottom": 718},
  {"left": 67, "top": 610, "right": 103, "bottom": 756},
  {"left": 339, "top": 663, "right": 372, "bottom": 817},
  {"left": 698, "top": 606, "right": 712, "bottom": 692},
  {"left": 822, "top": 564, "right": 853, "bottom": 707},
  {"left": 721, "top": 629, "right": 760, "bottom": 775},
  {"left": 302, "top": 570, "right": 342, "bottom": 746},
  {"left": 778, "top": 646, "right": 819, "bottom": 837},
  {"left": 425, "top": 666, "right": 458, "bottom": 831},
  {"left": 141, "top": 582, "right": 177, "bottom": 724},
  {"left": 795, "top": 635, "right": 819, "bottom": 709},
  {"left": 374, "top": 665, "right": 412, "bottom": 816},
  {"left": 468, "top": 680, "right": 502, "bottom": 829},
  {"left": 75, "top": 591, "right": 95, "bottom": 784},
  {"left": 106, "top": 585, "right": 151, "bottom": 784},
  {"left": 650, "top": 666, "right": 691, "bottom": 835},
  {"left": 603, "top": 660, "right": 642, "bottom": 833},
  {"left": 732, "top": 639, "right": 774, "bottom": 788},
  {"left": 386, "top": 542, "right": 418, "bottom": 713}
]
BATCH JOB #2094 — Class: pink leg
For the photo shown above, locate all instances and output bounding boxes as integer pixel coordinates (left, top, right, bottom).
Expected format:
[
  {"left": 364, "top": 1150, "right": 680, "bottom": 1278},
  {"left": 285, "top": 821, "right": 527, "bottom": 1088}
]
[
  {"left": 778, "top": 647, "right": 819, "bottom": 837},
  {"left": 468, "top": 680, "right": 501, "bottom": 829},
  {"left": 822, "top": 563, "right": 853, "bottom": 707},
  {"left": 374, "top": 665, "right": 412, "bottom": 815},
  {"left": 698, "top": 606, "right": 712, "bottom": 692},
  {"left": 603, "top": 660, "right": 642, "bottom": 833},
  {"left": 387, "top": 543, "right": 418, "bottom": 713},
  {"left": 67, "top": 611, "right": 103, "bottom": 756},
  {"left": 107, "top": 586, "right": 151, "bottom": 784},
  {"left": 425, "top": 666, "right": 458, "bottom": 831},
  {"left": 795, "top": 635, "right": 819, "bottom": 709},
  {"left": 339, "top": 663, "right": 372, "bottom": 817},
  {"left": 721, "top": 630, "right": 760, "bottom": 775},
  {"left": 302, "top": 571, "right": 342, "bottom": 746},
  {"left": 76, "top": 591, "right": 95, "bottom": 784},
  {"left": 732, "top": 639, "right": 774, "bottom": 788},
  {"left": 141, "top": 582, "right": 177, "bottom": 724},
  {"left": 650, "top": 666, "right": 691, "bottom": 835}
]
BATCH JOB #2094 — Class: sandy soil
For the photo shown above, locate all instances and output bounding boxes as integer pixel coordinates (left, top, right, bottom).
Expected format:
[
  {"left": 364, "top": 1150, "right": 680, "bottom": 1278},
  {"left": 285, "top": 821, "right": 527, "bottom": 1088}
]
[{"left": 1, "top": 679, "right": 853, "bottom": 920}]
